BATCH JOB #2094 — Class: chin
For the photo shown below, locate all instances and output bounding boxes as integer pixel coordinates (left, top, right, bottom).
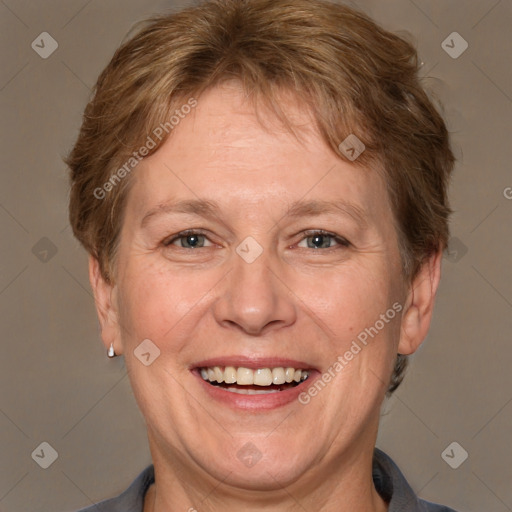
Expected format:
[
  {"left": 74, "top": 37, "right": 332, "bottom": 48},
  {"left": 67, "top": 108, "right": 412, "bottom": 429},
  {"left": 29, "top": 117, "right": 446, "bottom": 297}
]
[{"left": 197, "top": 435, "right": 315, "bottom": 491}]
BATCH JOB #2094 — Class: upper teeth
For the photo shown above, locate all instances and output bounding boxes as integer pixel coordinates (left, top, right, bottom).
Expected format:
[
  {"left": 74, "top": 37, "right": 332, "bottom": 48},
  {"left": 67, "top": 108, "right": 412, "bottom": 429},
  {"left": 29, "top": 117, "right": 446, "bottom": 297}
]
[{"left": 200, "top": 366, "right": 310, "bottom": 386}]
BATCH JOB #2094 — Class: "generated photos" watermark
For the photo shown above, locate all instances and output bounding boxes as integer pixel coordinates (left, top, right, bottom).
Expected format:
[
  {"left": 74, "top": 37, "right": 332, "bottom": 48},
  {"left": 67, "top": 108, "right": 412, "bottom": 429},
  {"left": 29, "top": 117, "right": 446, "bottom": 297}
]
[
  {"left": 93, "top": 97, "right": 197, "bottom": 200},
  {"left": 298, "top": 302, "right": 403, "bottom": 404}
]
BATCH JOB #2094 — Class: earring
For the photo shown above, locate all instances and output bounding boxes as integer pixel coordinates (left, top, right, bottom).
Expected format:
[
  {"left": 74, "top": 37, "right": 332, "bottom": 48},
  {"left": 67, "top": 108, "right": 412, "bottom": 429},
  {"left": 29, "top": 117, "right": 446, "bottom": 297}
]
[{"left": 107, "top": 343, "right": 116, "bottom": 358}]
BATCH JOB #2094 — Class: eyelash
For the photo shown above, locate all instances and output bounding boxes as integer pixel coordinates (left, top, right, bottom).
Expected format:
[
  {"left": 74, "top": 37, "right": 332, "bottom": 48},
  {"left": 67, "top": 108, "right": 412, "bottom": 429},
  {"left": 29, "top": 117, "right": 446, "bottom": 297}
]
[{"left": 163, "top": 229, "right": 350, "bottom": 251}]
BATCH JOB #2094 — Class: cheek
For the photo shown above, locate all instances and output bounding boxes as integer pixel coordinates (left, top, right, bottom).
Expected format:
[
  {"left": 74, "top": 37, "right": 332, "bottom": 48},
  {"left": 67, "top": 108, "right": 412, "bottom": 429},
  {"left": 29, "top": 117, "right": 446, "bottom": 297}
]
[
  {"left": 117, "top": 261, "right": 186, "bottom": 339},
  {"left": 116, "top": 241, "right": 402, "bottom": 363},
  {"left": 116, "top": 256, "right": 224, "bottom": 357},
  {"left": 314, "top": 263, "right": 402, "bottom": 385},
  {"left": 308, "top": 263, "right": 396, "bottom": 335}
]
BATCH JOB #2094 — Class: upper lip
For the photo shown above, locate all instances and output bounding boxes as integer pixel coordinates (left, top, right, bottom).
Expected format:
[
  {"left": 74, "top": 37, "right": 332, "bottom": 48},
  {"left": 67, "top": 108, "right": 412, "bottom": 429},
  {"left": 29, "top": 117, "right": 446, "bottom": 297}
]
[{"left": 191, "top": 356, "right": 317, "bottom": 371}]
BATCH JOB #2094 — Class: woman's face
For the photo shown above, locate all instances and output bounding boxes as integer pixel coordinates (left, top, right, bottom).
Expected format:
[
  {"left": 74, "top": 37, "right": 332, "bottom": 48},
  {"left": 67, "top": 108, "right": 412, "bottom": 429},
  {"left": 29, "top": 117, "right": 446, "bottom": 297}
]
[{"left": 101, "top": 83, "right": 413, "bottom": 490}]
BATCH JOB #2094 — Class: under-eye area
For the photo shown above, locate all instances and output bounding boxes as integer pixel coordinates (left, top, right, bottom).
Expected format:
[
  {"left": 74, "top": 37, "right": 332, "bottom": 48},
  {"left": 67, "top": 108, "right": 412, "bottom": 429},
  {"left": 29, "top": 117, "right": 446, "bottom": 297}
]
[{"left": 197, "top": 366, "right": 311, "bottom": 394}]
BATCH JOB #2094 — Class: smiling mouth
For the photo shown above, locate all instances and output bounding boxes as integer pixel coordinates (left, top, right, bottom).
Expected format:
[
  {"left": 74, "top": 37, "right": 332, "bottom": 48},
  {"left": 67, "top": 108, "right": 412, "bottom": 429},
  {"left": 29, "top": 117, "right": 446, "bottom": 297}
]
[{"left": 198, "top": 366, "right": 310, "bottom": 394}]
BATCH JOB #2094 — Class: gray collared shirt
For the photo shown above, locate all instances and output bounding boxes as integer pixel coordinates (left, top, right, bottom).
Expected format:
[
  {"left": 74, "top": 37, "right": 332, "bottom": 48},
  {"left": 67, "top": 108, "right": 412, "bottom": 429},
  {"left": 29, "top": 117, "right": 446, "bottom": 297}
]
[{"left": 75, "top": 448, "right": 459, "bottom": 511}]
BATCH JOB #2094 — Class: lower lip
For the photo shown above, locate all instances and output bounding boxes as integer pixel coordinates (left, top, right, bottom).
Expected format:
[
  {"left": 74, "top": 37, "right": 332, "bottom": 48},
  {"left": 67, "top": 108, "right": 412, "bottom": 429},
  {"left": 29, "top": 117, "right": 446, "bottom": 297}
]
[{"left": 193, "top": 370, "right": 318, "bottom": 411}]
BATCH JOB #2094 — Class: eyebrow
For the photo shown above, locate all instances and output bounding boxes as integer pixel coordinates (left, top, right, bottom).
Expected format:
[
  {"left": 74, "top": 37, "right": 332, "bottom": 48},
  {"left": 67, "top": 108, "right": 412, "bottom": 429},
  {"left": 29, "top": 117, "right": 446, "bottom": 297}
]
[
  {"left": 141, "top": 199, "right": 222, "bottom": 227},
  {"left": 284, "top": 199, "right": 368, "bottom": 227},
  {"left": 140, "top": 198, "right": 369, "bottom": 228}
]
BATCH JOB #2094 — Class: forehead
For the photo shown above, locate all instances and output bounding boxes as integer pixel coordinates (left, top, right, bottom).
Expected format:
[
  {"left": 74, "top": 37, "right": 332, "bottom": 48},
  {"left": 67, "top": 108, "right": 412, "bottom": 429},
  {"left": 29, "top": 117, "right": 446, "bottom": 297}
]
[{"left": 126, "top": 83, "right": 391, "bottom": 227}]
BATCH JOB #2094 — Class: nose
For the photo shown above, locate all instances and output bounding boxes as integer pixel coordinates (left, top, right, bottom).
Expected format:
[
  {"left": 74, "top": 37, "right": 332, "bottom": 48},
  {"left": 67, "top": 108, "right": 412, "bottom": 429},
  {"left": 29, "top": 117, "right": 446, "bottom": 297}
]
[{"left": 212, "top": 244, "right": 297, "bottom": 336}]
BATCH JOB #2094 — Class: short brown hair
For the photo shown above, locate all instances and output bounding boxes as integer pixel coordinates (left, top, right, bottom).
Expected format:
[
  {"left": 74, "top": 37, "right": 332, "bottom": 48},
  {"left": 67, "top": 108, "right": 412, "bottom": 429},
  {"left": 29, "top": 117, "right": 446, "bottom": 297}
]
[{"left": 66, "top": 0, "right": 455, "bottom": 394}]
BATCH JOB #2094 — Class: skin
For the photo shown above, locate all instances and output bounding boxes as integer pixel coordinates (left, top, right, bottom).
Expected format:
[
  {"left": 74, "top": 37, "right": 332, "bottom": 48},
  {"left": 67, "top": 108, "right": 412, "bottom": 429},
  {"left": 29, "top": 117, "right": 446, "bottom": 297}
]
[{"left": 90, "top": 81, "right": 442, "bottom": 512}]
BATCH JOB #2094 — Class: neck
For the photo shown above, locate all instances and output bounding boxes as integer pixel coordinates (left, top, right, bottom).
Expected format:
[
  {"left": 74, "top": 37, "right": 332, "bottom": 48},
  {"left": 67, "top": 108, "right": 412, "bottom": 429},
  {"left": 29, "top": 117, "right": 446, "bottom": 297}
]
[{"left": 144, "top": 429, "right": 388, "bottom": 512}]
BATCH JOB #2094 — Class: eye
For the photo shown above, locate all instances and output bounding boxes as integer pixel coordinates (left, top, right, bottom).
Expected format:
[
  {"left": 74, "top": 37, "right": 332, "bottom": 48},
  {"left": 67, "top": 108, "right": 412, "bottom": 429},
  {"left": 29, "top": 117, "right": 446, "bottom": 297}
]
[
  {"left": 162, "top": 229, "right": 350, "bottom": 251},
  {"left": 163, "top": 230, "right": 213, "bottom": 249},
  {"left": 296, "top": 230, "right": 350, "bottom": 250}
]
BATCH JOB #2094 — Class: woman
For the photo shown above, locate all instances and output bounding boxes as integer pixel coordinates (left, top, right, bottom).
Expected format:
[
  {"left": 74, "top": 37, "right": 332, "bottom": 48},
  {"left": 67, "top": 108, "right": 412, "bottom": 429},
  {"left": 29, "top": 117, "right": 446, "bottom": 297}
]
[{"left": 67, "top": 0, "right": 458, "bottom": 510}]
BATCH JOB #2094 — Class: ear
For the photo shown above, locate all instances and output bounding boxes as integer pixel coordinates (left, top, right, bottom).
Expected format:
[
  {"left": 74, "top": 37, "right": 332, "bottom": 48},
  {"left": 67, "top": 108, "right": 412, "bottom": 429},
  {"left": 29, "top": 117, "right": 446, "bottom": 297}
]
[
  {"left": 398, "top": 249, "right": 442, "bottom": 355},
  {"left": 88, "top": 255, "right": 122, "bottom": 355}
]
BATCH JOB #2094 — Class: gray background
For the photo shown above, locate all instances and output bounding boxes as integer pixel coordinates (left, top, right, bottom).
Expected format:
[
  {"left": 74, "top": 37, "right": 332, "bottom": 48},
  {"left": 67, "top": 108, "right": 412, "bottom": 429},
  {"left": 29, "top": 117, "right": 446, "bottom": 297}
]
[{"left": 1, "top": 1, "right": 511, "bottom": 511}]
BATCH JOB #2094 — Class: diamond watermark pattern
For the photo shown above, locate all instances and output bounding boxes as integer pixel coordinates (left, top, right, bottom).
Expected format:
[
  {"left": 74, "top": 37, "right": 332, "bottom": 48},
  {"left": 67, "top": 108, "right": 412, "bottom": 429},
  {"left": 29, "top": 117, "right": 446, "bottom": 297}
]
[
  {"left": 31, "top": 442, "right": 58, "bottom": 469},
  {"left": 444, "top": 236, "right": 468, "bottom": 263},
  {"left": 134, "top": 338, "right": 161, "bottom": 366},
  {"left": 32, "top": 237, "right": 58, "bottom": 262},
  {"left": 237, "top": 442, "right": 262, "bottom": 468},
  {"left": 31, "top": 32, "right": 59, "bottom": 59},
  {"left": 338, "top": 134, "right": 366, "bottom": 161},
  {"left": 442, "top": 32, "right": 468, "bottom": 59},
  {"left": 236, "top": 236, "right": 263, "bottom": 264},
  {"left": 441, "top": 441, "right": 468, "bottom": 469}
]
